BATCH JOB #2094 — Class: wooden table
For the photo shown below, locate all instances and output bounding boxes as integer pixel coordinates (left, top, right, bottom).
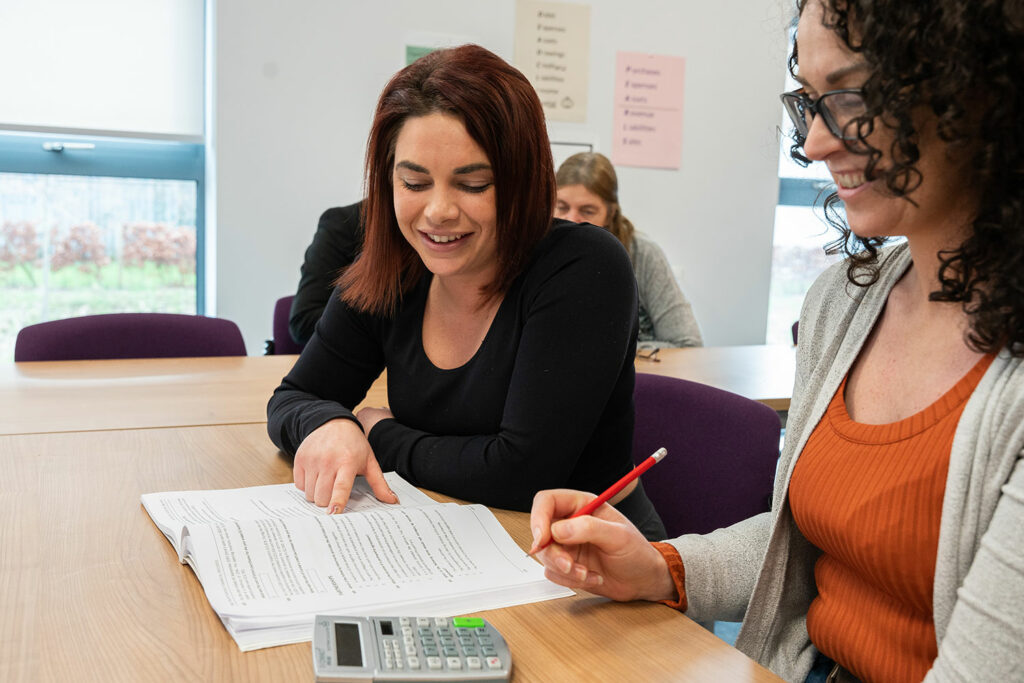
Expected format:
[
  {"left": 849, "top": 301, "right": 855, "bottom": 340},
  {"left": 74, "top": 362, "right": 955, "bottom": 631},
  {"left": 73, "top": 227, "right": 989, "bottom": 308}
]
[
  {"left": 0, "top": 355, "right": 294, "bottom": 436},
  {"left": 0, "top": 356, "right": 384, "bottom": 437},
  {"left": 0, "top": 422, "right": 783, "bottom": 682},
  {"left": 637, "top": 345, "right": 795, "bottom": 411},
  {"left": 1, "top": 345, "right": 793, "bottom": 436}
]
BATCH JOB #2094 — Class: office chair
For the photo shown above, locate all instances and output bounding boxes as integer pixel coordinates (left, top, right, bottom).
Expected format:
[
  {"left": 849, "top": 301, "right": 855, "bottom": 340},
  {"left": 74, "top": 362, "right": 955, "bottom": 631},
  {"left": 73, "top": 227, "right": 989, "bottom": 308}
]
[
  {"left": 632, "top": 372, "right": 781, "bottom": 538},
  {"left": 15, "top": 313, "right": 247, "bottom": 361},
  {"left": 269, "top": 295, "right": 304, "bottom": 355}
]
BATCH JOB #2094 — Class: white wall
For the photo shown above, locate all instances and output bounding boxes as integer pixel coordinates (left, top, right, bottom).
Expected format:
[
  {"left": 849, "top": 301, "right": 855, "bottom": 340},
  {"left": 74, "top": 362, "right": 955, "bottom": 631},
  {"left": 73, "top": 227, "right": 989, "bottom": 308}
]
[{"left": 213, "top": 0, "right": 791, "bottom": 353}]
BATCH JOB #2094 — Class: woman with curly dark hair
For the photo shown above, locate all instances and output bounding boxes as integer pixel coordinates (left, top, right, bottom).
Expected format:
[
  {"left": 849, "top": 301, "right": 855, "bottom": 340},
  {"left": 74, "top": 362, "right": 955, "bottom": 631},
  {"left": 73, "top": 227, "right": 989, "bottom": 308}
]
[{"left": 528, "top": 1, "right": 1024, "bottom": 681}]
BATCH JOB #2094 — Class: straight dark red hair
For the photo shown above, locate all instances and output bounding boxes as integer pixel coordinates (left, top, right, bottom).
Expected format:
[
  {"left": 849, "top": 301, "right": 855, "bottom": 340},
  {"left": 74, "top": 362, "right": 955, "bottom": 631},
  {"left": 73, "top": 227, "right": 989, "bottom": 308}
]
[{"left": 338, "top": 44, "right": 556, "bottom": 315}]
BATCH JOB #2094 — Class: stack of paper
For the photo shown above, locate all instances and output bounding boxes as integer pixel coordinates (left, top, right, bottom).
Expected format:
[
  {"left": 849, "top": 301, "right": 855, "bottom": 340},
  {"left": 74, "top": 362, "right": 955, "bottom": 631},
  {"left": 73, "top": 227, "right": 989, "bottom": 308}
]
[{"left": 142, "top": 473, "right": 573, "bottom": 651}]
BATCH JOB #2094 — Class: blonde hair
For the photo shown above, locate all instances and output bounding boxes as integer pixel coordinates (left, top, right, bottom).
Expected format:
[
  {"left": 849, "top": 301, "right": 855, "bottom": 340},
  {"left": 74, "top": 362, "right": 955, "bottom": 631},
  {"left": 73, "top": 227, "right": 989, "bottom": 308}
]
[{"left": 555, "top": 152, "right": 635, "bottom": 250}]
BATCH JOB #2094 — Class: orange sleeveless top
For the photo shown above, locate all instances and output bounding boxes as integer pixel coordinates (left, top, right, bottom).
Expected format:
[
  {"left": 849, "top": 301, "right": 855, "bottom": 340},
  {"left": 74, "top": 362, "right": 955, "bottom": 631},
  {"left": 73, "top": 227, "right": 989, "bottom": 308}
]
[{"left": 789, "top": 352, "right": 994, "bottom": 682}]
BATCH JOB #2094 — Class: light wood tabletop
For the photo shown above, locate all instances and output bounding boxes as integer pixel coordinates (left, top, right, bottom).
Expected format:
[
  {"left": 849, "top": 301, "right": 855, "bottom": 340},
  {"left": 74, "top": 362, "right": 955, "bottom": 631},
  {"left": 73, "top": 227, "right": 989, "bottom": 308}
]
[
  {"left": 0, "top": 354, "right": 294, "bottom": 436},
  {"left": 0, "top": 423, "right": 784, "bottom": 682},
  {"left": 2, "top": 345, "right": 793, "bottom": 436},
  {"left": 0, "top": 355, "right": 385, "bottom": 437},
  {"left": 637, "top": 345, "right": 795, "bottom": 411}
]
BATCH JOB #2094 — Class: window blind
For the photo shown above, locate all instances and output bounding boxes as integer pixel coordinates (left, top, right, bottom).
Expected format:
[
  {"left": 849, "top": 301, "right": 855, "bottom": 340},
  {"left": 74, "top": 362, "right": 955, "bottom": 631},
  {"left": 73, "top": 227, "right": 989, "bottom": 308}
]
[{"left": 0, "top": 0, "right": 204, "bottom": 139}]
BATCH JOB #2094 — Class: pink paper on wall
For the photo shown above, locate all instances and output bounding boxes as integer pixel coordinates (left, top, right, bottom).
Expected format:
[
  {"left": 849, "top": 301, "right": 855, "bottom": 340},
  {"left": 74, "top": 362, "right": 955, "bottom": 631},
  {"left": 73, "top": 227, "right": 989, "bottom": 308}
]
[{"left": 612, "top": 52, "right": 686, "bottom": 169}]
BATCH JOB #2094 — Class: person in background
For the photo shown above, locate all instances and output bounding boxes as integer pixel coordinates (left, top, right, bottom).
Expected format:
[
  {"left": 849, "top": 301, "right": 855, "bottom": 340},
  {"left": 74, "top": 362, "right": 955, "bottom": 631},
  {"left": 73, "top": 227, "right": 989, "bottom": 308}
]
[
  {"left": 288, "top": 201, "right": 364, "bottom": 346},
  {"left": 267, "top": 44, "right": 665, "bottom": 540},
  {"left": 555, "top": 152, "right": 702, "bottom": 349},
  {"left": 530, "top": 1, "right": 1024, "bottom": 681}
]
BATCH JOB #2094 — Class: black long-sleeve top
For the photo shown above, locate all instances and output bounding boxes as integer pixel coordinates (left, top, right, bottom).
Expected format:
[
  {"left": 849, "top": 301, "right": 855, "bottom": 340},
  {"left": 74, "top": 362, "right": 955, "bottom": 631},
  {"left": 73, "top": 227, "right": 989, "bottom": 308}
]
[
  {"left": 288, "top": 201, "right": 364, "bottom": 345},
  {"left": 268, "top": 221, "right": 641, "bottom": 514}
]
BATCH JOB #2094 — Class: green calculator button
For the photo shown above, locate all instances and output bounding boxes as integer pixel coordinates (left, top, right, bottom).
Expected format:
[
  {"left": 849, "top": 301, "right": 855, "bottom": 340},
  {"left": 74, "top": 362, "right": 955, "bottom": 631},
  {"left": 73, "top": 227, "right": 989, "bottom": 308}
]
[{"left": 452, "top": 617, "right": 485, "bottom": 628}]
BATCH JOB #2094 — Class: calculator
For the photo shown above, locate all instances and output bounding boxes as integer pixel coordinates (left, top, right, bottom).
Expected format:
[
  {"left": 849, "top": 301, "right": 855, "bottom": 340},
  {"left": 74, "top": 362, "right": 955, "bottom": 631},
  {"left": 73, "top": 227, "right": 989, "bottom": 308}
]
[{"left": 312, "top": 615, "right": 513, "bottom": 682}]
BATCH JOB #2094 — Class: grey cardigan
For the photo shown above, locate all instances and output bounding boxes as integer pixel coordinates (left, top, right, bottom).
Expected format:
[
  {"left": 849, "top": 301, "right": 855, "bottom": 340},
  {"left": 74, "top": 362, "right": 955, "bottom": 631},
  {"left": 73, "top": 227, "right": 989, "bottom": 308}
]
[
  {"left": 631, "top": 233, "right": 703, "bottom": 348},
  {"left": 667, "top": 243, "right": 1024, "bottom": 682}
]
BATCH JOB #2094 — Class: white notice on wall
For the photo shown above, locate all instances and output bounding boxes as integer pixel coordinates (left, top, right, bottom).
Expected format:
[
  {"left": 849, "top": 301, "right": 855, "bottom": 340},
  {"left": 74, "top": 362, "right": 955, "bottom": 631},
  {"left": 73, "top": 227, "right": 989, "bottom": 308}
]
[
  {"left": 612, "top": 52, "right": 686, "bottom": 169},
  {"left": 514, "top": 0, "right": 590, "bottom": 123}
]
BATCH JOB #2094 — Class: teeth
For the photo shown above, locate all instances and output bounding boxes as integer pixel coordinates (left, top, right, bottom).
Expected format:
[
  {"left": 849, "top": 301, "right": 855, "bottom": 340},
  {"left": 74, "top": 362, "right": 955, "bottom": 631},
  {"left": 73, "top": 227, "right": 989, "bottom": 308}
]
[
  {"left": 428, "top": 233, "right": 466, "bottom": 243},
  {"left": 834, "top": 172, "right": 866, "bottom": 189}
]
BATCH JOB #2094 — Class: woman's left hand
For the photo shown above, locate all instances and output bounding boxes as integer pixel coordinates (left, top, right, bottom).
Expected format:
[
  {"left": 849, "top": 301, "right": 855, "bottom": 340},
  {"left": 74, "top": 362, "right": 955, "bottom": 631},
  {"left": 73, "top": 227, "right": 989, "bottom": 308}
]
[{"left": 357, "top": 406, "right": 394, "bottom": 433}]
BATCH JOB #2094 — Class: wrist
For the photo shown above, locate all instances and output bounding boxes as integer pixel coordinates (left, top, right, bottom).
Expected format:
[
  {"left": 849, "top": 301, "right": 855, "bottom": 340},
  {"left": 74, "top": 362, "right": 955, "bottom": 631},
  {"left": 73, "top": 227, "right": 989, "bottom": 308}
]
[
  {"left": 648, "top": 542, "right": 686, "bottom": 609},
  {"left": 326, "top": 416, "right": 365, "bottom": 437}
]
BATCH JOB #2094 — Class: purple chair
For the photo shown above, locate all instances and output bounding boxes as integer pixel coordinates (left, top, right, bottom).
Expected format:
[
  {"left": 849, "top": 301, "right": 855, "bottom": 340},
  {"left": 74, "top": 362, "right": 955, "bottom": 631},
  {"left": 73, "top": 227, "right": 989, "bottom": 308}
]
[
  {"left": 271, "top": 295, "right": 305, "bottom": 355},
  {"left": 632, "top": 372, "right": 781, "bottom": 538},
  {"left": 14, "top": 313, "right": 246, "bottom": 362}
]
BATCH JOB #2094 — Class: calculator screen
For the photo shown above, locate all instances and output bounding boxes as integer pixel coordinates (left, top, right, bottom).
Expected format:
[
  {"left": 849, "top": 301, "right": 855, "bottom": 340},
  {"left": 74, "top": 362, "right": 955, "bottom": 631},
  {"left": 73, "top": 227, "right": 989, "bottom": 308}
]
[{"left": 334, "top": 623, "right": 363, "bottom": 666}]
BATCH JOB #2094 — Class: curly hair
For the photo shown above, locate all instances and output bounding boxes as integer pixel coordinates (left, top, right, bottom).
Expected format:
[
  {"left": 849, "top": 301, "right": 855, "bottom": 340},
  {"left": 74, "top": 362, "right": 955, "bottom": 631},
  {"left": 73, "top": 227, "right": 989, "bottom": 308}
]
[{"left": 789, "top": 0, "right": 1024, "bottom": 355}]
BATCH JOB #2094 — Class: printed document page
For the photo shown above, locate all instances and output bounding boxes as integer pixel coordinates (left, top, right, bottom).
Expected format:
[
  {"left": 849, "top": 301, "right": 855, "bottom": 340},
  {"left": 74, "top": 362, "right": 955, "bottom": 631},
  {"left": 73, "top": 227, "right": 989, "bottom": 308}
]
[
  {"left": 142, "top": 473, "right": 572, "bottom": 650},
  {"left": 142, "top": 472, "right": 433, "bottom": 554}
]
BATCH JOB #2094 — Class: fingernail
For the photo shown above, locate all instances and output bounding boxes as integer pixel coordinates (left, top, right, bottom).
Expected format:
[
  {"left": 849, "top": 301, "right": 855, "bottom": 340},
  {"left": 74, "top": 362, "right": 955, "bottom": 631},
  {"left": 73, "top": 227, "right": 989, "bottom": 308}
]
[
  {"left": 557, "top": 557, "right": 572, "bottom": 574},
  {"left": 389, "top": 489, "right": 400, "bottom": 504},
  {"left": 588, "top": 573, "right": 604, "bottom": 587},
  {"left": 553, "top": 521, "right": 574, "bottom": 542},
  {"left": 574, "top": 566, "right": 588, "bottom": 582},
  {"left": 328, "top": 504, "right": 338, "bottom": 515},
  {"left": 527, "top": 526, "right": 543, "bottom": 555}
]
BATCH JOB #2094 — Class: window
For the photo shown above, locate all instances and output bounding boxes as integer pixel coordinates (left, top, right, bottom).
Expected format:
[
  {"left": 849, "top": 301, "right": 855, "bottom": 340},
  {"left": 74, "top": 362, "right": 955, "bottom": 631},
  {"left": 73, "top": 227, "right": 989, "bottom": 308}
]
[
  {"left": 0, "top": 133, "right": 204, "bottom": 360},
  {"left": 766, "top": 72, "right": 843, "bottom": 346},
  {"left": 0, "top": 1, "right": 205, "bottom": 360}
]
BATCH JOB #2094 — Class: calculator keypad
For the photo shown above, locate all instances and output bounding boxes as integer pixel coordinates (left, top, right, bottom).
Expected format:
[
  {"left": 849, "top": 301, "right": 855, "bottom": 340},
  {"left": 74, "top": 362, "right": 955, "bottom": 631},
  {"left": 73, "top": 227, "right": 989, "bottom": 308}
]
[{"left": 374, "top": 617, "right": 506, "bottom": 675}]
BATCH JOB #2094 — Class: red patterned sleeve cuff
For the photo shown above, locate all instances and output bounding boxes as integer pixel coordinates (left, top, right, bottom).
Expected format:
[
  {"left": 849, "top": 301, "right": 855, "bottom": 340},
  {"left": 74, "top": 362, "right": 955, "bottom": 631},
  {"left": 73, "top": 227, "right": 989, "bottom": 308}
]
[{"left": 651, "top": 541, "right": 687, "bottom": 611}]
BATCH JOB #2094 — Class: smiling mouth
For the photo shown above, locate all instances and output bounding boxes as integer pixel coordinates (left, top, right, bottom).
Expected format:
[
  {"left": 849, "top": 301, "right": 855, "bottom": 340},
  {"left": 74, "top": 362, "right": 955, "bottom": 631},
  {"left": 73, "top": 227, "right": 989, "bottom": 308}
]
[
  {"left": 426, "top": 233, "right": 468, "bottom": 244},
  {"left": 834, "top": 171, "right": 867, "bottom": 189}
]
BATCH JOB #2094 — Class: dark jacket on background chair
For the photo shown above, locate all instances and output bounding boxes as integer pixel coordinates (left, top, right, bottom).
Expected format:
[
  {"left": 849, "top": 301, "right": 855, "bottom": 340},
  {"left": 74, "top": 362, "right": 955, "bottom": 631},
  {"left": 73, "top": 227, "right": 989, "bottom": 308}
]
[{"left": 289, "top": 201, "right": 364, "bottom": 345}]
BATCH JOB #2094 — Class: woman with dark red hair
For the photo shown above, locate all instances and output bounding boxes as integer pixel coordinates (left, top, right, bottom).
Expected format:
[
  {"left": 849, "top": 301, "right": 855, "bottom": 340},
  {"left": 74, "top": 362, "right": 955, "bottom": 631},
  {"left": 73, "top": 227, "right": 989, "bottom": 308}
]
[{"left": 267, "top": 45, "right": 665, "bottom": 540}]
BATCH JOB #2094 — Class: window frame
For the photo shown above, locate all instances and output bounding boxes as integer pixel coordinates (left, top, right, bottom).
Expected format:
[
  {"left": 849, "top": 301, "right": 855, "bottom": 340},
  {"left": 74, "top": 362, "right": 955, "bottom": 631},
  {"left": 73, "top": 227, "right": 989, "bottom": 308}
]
[
  {"left": 778, "top": 176, "right": 833, "bottom": 207},
  {"left": 0, "top": 130, "right": 206, "bottom": 313}
]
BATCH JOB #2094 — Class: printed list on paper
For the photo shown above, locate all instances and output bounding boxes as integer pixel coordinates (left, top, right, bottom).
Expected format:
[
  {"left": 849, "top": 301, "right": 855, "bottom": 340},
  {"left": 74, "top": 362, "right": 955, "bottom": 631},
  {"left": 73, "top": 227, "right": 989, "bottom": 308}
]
[
  {"left": 514, "top": 0, "right": 590, "bottom": 123},
  {"left": 612, "top": 52, "right": 686, "bottom": 169}
]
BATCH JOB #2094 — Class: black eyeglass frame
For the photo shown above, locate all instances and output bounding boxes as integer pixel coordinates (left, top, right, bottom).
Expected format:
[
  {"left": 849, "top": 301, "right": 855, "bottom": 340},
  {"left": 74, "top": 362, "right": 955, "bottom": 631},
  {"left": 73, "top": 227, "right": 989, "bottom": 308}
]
[{"left": 779, "top": 88, "right": 867, "bottom": 141}]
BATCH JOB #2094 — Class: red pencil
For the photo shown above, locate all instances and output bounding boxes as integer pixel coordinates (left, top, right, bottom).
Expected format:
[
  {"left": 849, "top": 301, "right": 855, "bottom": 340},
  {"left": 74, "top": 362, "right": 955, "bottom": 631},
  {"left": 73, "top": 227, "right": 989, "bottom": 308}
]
[{"left": 530, "top": 447, "right": 667, "bottom": 554}]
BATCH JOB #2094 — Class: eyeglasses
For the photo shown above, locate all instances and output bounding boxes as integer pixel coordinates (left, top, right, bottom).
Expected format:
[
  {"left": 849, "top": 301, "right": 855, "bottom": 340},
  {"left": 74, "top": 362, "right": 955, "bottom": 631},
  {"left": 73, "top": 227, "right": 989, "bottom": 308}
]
[
  {"left": 635, "top": 348, "right": 661, "bottom": 363},
  {"left": 780, "top": 88, "right": 867, "bottom": 141}
]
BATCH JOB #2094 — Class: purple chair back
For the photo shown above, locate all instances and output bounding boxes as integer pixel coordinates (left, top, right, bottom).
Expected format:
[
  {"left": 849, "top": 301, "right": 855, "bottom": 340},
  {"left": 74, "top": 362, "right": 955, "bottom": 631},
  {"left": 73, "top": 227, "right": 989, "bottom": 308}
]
[
  {"left": 632, "top": 373, "right": 780, "bottom": 537},
  {"left": 15, "top": 313, "right": 246, "bottom": 362},
  {"left": 272, "top": 295, "right": 305, "bottom": 355}
]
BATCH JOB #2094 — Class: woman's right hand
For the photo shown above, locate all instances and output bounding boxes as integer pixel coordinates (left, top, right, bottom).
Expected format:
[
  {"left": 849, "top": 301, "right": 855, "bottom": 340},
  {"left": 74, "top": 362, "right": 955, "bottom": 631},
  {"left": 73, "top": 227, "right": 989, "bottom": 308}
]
[
  {"left": 529, "top": 489, "right": 677, "bottom": 603},
  {"left": 293, "top": 418, "right": 398, "bottom": 513}
]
